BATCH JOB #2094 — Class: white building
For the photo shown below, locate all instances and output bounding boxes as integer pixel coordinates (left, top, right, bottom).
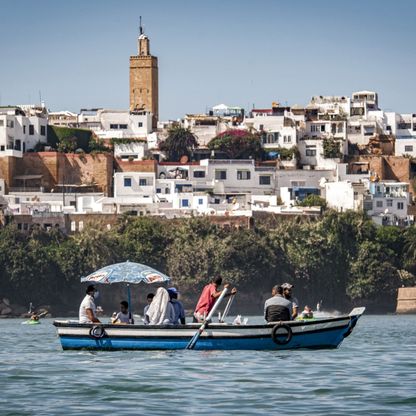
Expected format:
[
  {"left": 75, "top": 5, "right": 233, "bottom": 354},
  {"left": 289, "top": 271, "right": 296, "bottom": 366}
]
[
  {"left": 78, "top": 109, "right": 153, "bottom": 140},
  {"left": 325, "top": 180, "right": 368, "bottom": 212},
  {"left": 385, "top": 112, "right": 416, "bottom": 156},
  {"left": 0, "top": 106, "right": 48, "bottom": 157},
  {"left": 114, "top": 141, "right": 148, "bottom": 161},
  {"left": 364, "top": 181, "right": 411, "bottom": 225}
]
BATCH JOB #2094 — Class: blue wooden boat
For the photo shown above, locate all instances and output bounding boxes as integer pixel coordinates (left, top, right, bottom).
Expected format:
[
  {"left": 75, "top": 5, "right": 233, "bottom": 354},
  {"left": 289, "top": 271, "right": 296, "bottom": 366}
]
[{"left": 53, "top": 307, "right": 365, "bottom": 351}]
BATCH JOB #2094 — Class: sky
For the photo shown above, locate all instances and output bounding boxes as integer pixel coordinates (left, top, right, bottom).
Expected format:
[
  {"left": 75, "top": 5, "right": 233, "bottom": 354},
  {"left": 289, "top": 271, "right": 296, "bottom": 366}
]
[{"left": 0, "top": 0, "right": 415, "bottom": 120}]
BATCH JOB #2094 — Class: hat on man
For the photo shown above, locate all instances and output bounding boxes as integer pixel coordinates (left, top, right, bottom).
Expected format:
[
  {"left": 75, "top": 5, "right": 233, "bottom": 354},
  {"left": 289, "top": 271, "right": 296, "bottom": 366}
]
[
  {"left": 281, "top": 283, "right": 294, "bottom": 289},
  {"left": 86, "top": 284, "right": 97, "bottom": 294},
  {"left": 167, "top": 287, "right": 179, "bottom": 295}
]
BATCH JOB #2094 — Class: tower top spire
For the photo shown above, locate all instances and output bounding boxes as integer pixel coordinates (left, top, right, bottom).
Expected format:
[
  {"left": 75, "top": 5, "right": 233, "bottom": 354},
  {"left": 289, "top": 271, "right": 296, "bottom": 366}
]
[{"left": 139, "top": 16, "right": 144, "bottom": 36}]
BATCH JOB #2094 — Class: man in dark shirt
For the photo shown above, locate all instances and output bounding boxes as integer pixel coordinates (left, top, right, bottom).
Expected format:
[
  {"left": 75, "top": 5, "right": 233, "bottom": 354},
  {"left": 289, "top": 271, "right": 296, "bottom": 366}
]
[{"left": 264, "top": 285, "right": 293, "bottom": 322}]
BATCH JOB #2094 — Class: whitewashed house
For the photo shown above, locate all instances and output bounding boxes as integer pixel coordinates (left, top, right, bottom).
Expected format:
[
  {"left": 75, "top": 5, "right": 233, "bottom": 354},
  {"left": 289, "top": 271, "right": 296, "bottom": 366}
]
[
  {"left": 364, "top": 181, "right": 411, "bottom": 225},
  {"left": 0, "top": 106, "right": 47, "bottom": 157}
]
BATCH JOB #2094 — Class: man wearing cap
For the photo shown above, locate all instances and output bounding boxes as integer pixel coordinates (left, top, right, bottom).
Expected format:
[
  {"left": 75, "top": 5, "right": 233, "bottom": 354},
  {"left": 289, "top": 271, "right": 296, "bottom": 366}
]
[
  {"left": 264, "top": 285, "right": 292, "bottom": 322},
  {"left": 168, "top": 287, "right": 186, "bottom": 324},
  {"left": 281, "top": 283, "right": 299, "bottom": 320},
  {"left": 79, "top": 285, "right": 101, "bottom": 324}
]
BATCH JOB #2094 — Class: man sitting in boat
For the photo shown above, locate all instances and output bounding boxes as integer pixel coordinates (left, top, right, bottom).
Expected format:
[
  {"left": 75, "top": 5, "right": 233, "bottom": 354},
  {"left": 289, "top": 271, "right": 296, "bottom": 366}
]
[
  {"left": 111, "top": 301, "right": 134, "bottom": 324},
  {"left": 143, "top": 293, "right": 154, "bottom": 325},
  {"left": 79, "top": 285, "right": 101, "bottom": 324},
  {"left": 168, "top": 287, "right": 186, "bottom": 324},
  {"left": 146, "top": 287, "right": 175, "bottom": 325},
  {"left": 281, "top": 283, "right": 299, "bottom": 320},
  {"left": 193, "top": 277, "right": 237, "bottom": 323},
  {"left": 264, "top": 285, "right": 292, "bottom": 322}
]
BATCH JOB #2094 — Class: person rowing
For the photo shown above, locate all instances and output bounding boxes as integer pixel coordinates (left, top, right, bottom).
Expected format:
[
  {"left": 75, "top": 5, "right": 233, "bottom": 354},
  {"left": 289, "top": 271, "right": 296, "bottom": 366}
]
[{"left": 193, "top": 277, "right": 237, "bottom": 323}]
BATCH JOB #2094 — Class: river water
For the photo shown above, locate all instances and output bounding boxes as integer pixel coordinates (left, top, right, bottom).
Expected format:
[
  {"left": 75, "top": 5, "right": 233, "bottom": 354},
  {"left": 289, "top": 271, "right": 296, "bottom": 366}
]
[{"left": 0, "top": 315, "right": 415, "bottom": 415}]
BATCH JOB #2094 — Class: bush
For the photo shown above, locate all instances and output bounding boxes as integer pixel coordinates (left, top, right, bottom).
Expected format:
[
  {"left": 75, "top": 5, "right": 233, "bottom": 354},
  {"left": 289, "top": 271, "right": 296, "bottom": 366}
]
[{"left": 208, "top": 129, "right": 263, "bottom": 160}]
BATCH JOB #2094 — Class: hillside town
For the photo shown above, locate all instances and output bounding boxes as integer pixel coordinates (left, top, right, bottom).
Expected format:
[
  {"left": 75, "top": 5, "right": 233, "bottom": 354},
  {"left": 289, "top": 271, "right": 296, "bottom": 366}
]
[{"left": 1, "top": 24, "right": 415, "bottom": 233}]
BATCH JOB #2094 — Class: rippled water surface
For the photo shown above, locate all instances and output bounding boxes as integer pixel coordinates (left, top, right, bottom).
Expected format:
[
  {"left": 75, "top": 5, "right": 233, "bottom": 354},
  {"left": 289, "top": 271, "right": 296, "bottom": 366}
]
[{"left": 1, "top": 315, "right": 416, "bottom": 415}]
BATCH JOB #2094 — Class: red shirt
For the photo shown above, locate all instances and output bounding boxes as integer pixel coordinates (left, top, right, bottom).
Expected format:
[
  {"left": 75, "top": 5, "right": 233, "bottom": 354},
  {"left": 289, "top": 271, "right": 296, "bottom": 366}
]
[{"left": 194, "top": 283, "right": 217, "bottom": 315}]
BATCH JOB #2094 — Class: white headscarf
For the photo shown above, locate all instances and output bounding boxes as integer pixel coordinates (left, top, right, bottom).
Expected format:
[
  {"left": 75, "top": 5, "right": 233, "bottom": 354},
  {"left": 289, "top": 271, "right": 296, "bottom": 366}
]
[{"left": 146, "top": 287, "right": 175, "bottom": 325}]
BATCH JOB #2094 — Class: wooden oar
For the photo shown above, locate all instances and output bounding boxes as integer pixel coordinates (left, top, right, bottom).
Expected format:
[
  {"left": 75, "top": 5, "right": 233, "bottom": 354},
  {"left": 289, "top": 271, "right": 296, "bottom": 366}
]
[
  {"left": 186, "top": 287, "right": 229, "bottom": 350},
  {"left": 220, "top": 293, "right": 235, "bottom": 323}
]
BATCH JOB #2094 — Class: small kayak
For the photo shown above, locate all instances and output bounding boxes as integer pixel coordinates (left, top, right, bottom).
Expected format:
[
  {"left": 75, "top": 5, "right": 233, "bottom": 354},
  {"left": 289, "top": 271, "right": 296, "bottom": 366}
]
[{"left": 22, "top": 320, "right": 41, "bottom": 325}]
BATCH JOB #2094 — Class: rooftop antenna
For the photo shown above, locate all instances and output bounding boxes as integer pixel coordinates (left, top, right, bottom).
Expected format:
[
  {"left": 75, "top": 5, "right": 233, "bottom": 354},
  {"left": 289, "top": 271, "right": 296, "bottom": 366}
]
[{"left": 139, "top": 16, "right": 143, "bottom": 35}]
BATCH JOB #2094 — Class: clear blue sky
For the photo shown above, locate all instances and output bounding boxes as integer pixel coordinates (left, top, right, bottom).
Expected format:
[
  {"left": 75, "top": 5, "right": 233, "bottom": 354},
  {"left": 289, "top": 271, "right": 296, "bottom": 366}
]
[{"left": 0, "top": 0, "right": 415, "bottom": 119}]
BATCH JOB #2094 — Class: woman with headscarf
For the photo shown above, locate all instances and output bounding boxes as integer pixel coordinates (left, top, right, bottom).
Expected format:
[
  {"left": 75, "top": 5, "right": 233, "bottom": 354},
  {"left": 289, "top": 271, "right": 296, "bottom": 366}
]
[{"left": 145, "top": 287, "right": 175, "bottom": 325}]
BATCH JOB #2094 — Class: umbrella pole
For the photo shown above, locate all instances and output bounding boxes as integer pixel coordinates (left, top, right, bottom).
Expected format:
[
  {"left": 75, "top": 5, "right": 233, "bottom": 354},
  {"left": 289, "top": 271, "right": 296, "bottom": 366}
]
[{"left": 127, "top": 284, "right": 132, "bottom": 322}]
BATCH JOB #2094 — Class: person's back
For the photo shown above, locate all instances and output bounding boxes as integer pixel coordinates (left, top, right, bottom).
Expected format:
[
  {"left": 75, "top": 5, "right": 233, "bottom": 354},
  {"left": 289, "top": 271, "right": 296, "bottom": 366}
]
[
  {"left": 168, "top": 287, "right": 186, "bottom": 324},
  {"left": 264, "top": 286, "right": 292, "bottom": 322}
]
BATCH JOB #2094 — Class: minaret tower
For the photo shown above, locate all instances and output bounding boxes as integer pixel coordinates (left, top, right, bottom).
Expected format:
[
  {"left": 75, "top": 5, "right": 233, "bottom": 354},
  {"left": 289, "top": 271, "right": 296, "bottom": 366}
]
[{"left": 129, "top": 17, "right": 159, "bottom": 128}]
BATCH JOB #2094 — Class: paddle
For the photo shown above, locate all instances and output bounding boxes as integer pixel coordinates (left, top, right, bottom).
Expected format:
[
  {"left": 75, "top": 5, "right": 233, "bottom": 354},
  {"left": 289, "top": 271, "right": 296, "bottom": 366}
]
[
  {"left": 220, "top": 293, "right": 235, "bottom": 323},
  {"left": 186, "top": 287, "right": 229, "bottom": 350}
]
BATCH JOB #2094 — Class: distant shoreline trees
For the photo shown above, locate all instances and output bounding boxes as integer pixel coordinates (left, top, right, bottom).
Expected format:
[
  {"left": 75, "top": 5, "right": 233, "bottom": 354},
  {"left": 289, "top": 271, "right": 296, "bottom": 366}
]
[{"left": 0, "top": 212, "right": 415, "bottom": 314}]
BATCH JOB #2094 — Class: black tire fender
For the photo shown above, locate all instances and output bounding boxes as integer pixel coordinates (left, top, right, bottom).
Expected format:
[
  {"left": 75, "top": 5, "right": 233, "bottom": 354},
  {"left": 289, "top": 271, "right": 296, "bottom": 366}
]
[
  {"left": 89, "top": 325, "right": 106, "bottom": 339},
  {"left": 271, "top": 323, "right": 293, "bottom": 345}
]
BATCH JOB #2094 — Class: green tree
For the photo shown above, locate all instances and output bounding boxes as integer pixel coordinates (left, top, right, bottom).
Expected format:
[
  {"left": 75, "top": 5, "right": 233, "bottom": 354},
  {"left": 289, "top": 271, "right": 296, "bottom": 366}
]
[
  {"left": 347, "top": 240, "right": 399, "bottom": 309},
  {"left": 116, "top": 216, "right": 170, "bottom": 271},
  {"left": 159, "top": 126, "right": 198, "bottom": 161},
  {"left": 208, "top": 129, "right": 263, "bottom": 159},
  {"left": 298, "top": 194, "right": 327, "bottom": 208},
  {"left": 322, "top": 138, "right": 343, "bottom": 159}
]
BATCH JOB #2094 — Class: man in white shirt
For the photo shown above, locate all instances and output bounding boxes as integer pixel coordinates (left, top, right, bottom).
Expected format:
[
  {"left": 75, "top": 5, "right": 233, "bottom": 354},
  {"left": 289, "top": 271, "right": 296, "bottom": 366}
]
[{"left": 79, "top": 285, "right": 101, "bottom": 324}]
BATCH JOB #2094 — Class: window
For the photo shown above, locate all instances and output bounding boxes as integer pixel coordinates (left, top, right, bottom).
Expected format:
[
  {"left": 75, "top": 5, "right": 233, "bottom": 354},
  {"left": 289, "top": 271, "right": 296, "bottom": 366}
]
[
  {"left": 156, "top": 188, "right": 161, "bottom": 193},
  {"left": 29, "top": 125, "right": 34, "bottom": 135},
  {"left": 193, "top": 170, "right": 206, "bottom": 178},
  {"left": 7, "top": 120, "right": 14, "bottom": 128},
  {"left": 387, "top": 199, "right": 393, "bottom": 207},
  {"left": 259, "top": 124, "right": 264, "bottom": 130},
  {"left": 405, "top": 145, "right": 413, "bottom": 152},
  {"left": 124, "top": 177, "right": 132, "bottom": 187},
  {"left": 139, "top": 178, "right": 147, "bottom": 186},
  {"left": 40, "top": 126, "right": 46, "bottom": 136},
  {"left": 215, "top": 170, "right": 227, "bottom": 180},
  {"left": 119, "top": 124, "right": 128, "bottom": 129},
  {"left": 291, "top": 181, "right": 306, "bottom": 187},
  {"left": 138, "top": 122, "right": 143, "bottom": 127},
  {"left": 397, "top": 202, "right": 404, "bottom": 210},
  {"left": 181, "top": 199, "right": 189, "bottom": 207},
  {"left": 376, "top": 201, "right": 383, "bottom": 208},
  {"left": 320, "top": 125, "right": 325, "bottom": 132},
  {"left": 110, "top": 124, "right": 117, "bottom": 129},
  {"left": 198, "top": 198, "right": 204, "bottom": 205},
  {"left": 0, "top": 120, "right": 3, "bottom": 127},
  {"left": 305, "top": 146, "right": 316, "bottom": 156},
  {"left": 23, "top": 125, "right": 26, "bottom": 134},
  {"left": 311, "top": 125, "right": 318, "bottom": 132},
  {"left": 237, "top": 170, "right": 251, "bottom": 180},
  {"left": 259, "top": 175, "right": 271, "bottom": 185}
]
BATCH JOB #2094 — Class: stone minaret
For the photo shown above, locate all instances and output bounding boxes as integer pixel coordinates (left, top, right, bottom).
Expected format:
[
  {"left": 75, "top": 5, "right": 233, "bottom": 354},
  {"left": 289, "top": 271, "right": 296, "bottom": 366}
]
[{"left": 129, "top": 18, "right": 159, "bottom": 128}]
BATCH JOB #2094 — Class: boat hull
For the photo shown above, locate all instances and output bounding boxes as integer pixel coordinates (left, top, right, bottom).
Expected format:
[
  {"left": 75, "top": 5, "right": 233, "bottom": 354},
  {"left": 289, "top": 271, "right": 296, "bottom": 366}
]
[{"left": 54, "top": 311, "right": 364, "bottom": 351}]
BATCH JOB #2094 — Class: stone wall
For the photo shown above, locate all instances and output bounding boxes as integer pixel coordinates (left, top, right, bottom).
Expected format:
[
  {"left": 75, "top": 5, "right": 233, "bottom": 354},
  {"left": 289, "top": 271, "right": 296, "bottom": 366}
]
[
  {"left": 352, "top": 156, "right": 411, "bottom": 183},
  {"left": 115, "top": 159, "right": 157, "bottom": 173},
  {"left": 1, "top": 152, "right": 114, "bottom": 195},
  {"left": 396, "top": 287, "right": 416, "bottom": 313},
  {"left": 0, "top": 156, "right": 16, "bottom": 192}
]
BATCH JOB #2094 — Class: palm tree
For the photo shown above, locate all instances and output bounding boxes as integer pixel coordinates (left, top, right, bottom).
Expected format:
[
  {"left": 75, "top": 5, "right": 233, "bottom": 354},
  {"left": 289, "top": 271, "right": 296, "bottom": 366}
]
[{"left": 159, "top": 126, "right": 198, "bottom": 161}]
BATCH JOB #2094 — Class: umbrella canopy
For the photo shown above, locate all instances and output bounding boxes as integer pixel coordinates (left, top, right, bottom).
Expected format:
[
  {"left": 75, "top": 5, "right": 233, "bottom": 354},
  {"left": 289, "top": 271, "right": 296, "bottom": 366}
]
[{"left": 81, "top": 261, "right": 170, "bottom": 285}]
